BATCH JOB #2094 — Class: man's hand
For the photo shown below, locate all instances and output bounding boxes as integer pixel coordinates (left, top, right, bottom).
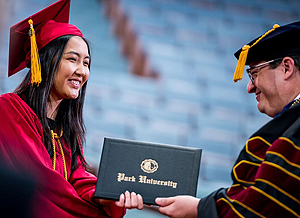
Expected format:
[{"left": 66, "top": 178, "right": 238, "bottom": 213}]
[{"left": 155, "top": 195, "right": 200, "bottom": 218}]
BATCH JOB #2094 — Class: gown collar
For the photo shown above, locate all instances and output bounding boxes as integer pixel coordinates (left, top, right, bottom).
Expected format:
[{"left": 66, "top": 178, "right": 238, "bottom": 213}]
[{"left": 275, "top": 93, "right": 300, "bottom": 118}]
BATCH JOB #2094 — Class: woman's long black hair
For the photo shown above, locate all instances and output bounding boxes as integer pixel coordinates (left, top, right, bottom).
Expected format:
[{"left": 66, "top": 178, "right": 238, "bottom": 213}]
[{"left": 14, "top": 35, "right": 91, "bottom": 173}]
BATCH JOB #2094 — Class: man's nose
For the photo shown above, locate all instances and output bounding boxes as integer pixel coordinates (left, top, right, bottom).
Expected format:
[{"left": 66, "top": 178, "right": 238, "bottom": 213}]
[{"left": 247, "top": 80, "right": 255, "bottom": 93}]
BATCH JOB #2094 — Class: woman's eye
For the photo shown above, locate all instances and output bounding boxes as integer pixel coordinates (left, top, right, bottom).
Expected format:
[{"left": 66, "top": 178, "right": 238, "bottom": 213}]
[
  {"left": 69, "top": 58, "right": 76, "bottom": 62},
  {"left": 83, "top": 61, "right": 89, "bottom": 66}
]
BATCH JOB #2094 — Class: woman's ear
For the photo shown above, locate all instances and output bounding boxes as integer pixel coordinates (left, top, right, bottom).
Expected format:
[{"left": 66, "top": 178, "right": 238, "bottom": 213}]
[{"left": 282, "top": 57, "right": 295, "bottom": 80}]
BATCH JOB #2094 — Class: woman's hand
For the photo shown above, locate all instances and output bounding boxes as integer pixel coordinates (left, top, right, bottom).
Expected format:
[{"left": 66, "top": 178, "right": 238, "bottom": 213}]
[
  {"left": 155, "top": 195, "right": 200, "bottom": 218},
  {"left": 96, "top": 191, "right": 143, "bottom": 210},
  {"left": 115, "top": 190, "right": 143, "bottom": 210},
  {"left": 95, "top": 191, "right": 143, "bottom": 217}
]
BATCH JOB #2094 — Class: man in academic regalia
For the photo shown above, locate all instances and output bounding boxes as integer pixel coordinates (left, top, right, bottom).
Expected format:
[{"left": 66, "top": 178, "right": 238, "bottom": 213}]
[{"left": 155, "top": 22, "right": 300, "bottom": 218}]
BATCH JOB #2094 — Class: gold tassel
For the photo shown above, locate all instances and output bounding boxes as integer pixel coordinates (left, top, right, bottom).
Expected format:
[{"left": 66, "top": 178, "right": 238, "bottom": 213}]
[
  {"left": 233, "top": 24, "right": 280, "bottom": 83},
  {"left": 233, "top": 45, "right": 250, "bottom": 82},
  {"left": 28, "top": 19, "right": 42, "bottom": 86}
]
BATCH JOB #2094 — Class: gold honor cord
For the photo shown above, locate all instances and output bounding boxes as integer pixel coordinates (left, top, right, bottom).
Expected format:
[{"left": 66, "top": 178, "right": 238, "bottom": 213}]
[{"left": 51, "top": 129, "right": 67, "bottom": 180}]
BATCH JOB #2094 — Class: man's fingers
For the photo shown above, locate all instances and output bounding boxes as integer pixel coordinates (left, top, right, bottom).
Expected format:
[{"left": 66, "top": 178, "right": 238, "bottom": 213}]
[{"left": 155, "top": 197, "right": 175, "bottom": 206}]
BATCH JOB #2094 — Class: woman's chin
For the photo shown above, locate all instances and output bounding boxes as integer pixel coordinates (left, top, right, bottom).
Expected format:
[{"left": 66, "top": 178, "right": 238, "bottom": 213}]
[{"left": 67, "top": 90, "right": 79, "bottom": 99}]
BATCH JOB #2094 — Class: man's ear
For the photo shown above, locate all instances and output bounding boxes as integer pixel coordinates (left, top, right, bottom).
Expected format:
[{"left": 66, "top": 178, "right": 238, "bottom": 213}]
[{"left": 282, "top": 57, "right": 295, "bottom": 80}]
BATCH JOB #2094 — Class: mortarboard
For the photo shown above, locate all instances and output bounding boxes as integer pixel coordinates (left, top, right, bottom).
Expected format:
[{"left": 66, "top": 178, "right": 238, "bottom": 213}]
[
  {"left": 233, "top": 21, "right": 300, "bottom": 82},
  {"left": 8, "top": 0, "right": 83, "bottom": 85}
]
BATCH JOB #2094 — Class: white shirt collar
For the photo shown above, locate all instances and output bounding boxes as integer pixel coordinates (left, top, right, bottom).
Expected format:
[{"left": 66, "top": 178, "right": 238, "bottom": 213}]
[{"left": 295, "top": 93, "right": 300, "bottom": 100}]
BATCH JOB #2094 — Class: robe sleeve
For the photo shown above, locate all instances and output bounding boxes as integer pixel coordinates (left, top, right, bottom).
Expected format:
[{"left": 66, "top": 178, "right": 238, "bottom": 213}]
[
  {"left": 214, "top": 137, "right": 300, "bottom": 218},
  {"left": 197, "top": 189, "right": 223, "bottom": 218},
  {"left": 70, "top": 159, "right": 126, "bottom": 218},
  {"left": 0, "top": 93, "right": 116, "bottom": 218}
]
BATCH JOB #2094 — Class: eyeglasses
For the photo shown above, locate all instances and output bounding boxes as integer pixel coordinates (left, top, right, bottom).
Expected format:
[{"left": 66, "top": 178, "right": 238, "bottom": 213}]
[{"left": 246, "top": 58, "right": 282, "bottom": 84}]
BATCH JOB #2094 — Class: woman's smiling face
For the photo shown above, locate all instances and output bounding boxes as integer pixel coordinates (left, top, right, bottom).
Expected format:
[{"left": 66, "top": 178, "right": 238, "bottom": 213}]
[{"left": 50, "top": 36, "right": 90, "bottom": 102}]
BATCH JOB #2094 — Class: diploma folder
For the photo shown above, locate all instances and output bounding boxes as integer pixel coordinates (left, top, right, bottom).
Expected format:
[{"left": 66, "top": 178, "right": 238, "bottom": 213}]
[{"left": 94, "top": 137, "right": 202, "bottom": 205}]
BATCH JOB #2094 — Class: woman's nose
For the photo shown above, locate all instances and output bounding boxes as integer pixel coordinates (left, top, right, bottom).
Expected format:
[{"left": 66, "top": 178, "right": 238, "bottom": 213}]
[{"left": 75, "top": 64, "right": 85, "bottom": 76}]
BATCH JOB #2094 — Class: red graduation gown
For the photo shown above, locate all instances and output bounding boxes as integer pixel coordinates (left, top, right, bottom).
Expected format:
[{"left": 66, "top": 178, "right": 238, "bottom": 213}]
[{"left": 0, "top": 93, "right": 125, "bottom": 218}]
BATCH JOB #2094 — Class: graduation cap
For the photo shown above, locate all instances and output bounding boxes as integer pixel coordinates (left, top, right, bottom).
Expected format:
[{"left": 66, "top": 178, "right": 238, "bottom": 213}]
[
  {"left": 233, "top": 21, "right": 300, "bottom": 82},
  {"left": 8, "top": 0, "right": 83, "bottom": 85}
]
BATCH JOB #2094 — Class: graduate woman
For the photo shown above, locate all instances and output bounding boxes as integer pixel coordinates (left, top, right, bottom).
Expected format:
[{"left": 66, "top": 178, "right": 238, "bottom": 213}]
[{"left": 0, "top": 0, "right": 143, "bottom": 217}]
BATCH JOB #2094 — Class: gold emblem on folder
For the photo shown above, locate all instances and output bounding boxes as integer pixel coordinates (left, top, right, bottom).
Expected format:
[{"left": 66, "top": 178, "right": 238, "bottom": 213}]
[{"left": 141, "top": 159, "right": 158, "bottom": 173}]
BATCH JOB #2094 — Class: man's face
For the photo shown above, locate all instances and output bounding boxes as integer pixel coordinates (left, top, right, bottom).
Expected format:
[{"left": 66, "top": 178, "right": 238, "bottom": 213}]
[{"left": 246, "top": 60, "right": 285, "bottom": 117}]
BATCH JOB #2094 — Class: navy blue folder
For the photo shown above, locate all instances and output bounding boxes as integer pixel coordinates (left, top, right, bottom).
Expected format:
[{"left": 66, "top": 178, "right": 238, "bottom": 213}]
[{"left": 94, "top": 137, "right": 202, "bottom": 205}]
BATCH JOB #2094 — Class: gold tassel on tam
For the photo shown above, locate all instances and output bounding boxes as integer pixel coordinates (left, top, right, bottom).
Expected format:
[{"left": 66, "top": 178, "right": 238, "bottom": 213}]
[
  {"left": 233, "top": 45, "right": 250, "bottom": 82},
  {"left": 28, "top": 19, "right": 42, "bottom": 85},
  {"left": 233, "top": 24, "right": 280, "bottom": 83}
]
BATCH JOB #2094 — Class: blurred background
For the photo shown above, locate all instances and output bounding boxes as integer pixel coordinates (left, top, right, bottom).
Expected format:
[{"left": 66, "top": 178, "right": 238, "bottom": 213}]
[{"left": 0, "top": 0, "right": 299, "bottom": 217}]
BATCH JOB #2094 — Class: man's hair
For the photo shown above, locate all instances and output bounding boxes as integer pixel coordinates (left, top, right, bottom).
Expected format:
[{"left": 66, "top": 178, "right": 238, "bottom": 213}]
[
  {"left": 14, "top": 35, "right": 91, "bottom": 173},
  {"left": 269, "top": 55, "right": 300, "bottom": 71}
]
